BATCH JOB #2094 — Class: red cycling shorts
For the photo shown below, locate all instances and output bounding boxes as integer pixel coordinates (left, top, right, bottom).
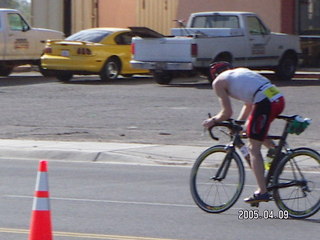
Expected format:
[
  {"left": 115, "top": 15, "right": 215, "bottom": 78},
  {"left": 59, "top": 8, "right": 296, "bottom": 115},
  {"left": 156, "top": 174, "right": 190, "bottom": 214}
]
[{"left": 247, "top": 96, "right": 285, "bottom": 141}]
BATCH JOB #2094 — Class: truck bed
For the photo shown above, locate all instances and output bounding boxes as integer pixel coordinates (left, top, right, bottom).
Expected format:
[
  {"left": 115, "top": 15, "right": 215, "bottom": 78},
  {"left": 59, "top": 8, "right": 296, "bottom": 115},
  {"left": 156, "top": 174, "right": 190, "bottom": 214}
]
[{"left": 133, "top": 37, "right": 193, "bottom": 62}]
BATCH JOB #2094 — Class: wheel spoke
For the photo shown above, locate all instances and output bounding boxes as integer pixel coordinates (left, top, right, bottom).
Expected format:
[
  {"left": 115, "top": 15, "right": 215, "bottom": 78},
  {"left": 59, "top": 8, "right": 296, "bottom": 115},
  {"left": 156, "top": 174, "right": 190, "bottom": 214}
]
[
  {"left": 273, "top": 148, "right": 320, "bottom": 218},
  {"left": 190, "top": 146, "right": 245, "bottom": 213}
]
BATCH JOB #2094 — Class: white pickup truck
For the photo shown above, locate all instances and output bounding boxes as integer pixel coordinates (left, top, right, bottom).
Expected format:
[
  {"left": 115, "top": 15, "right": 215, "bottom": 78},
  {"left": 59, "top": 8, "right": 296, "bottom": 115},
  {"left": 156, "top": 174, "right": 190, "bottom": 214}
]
[
  {"left": 130, "top": 12, "right": 301, "bottom": 84},
  {"left": 0, "top": 8, "right": 64, "bottom": 76}
]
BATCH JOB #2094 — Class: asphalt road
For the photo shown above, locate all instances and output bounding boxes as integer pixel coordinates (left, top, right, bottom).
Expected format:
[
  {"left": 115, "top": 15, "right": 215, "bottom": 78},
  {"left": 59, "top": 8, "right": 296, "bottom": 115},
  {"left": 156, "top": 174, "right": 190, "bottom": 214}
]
[
  {"left": 0, "top": 72, "right": 319, "bottom": 150},
  {"left": 0, "top": 72, "right": 319, "bottom": 239},
  {"left": 0, "top": 158, "right": 319, "bottom": 240}
]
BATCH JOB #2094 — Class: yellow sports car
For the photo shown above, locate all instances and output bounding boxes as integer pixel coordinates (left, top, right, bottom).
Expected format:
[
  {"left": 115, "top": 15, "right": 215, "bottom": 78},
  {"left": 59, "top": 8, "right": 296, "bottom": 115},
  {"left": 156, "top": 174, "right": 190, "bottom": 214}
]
[{"left": 41, "top": 28, "right": 148, "bottom": 82}]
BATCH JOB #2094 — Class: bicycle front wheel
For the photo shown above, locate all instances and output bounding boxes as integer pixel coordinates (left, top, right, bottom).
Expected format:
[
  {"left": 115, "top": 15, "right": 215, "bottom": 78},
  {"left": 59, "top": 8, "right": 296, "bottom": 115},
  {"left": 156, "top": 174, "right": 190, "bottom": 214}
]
[
  {"left": 190, "top": 145, "right": 245, "bottom": 213},
  {"left": 273, "top": 147, "right": 320, "bottom": 218}
]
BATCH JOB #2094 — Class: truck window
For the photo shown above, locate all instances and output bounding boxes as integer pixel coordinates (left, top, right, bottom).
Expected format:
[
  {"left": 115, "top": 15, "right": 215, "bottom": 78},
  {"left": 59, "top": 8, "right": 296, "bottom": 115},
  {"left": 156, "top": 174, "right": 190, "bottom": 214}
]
[
  {"left": 191, "top": 15, "right": 239, "bottom": 28},
  {"left": 8, "top": 13, "right": 30, "bottom": 31},
  {"left": 247, "top": 16, "right": 269, "bottom": 35}
]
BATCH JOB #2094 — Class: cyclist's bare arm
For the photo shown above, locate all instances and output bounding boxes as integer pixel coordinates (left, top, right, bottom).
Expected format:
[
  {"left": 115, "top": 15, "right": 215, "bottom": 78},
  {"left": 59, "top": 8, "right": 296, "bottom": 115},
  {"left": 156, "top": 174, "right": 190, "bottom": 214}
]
[
  {"left": 203, "top": 78, "right": 233, "bottom": 129},
  {"left": 237, "top": 103, "right": 253, "bottom": 121}
]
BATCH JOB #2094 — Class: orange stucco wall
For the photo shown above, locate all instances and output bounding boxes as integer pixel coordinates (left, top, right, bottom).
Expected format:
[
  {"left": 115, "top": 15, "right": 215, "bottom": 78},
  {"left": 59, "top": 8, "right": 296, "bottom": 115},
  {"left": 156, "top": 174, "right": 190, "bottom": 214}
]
[
  {"left": 97, "top": 0, "right": 294, "bottom": 34},
  {"left": 98, "top": 0, "right": 137, "bottom": 28}
]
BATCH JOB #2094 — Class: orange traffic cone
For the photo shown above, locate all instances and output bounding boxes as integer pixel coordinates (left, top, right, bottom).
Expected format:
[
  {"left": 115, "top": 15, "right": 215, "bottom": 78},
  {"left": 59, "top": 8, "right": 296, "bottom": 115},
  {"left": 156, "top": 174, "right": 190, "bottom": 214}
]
[{"left": 29, "top": 160, "right": 53, "bottom": 240}]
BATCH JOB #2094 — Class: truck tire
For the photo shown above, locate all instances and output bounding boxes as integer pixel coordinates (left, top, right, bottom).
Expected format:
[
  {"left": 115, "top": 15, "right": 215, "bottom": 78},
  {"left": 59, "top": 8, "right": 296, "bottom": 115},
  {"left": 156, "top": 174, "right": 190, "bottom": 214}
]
[
  {"left": 55, "top": 71, "right": 73, "bottom": 82},
  {"left": 100, "top": 58, "right": 121, "bottom": 81},
  {"left": 0, "top": 65, "right": 13, "bottom": 76},
  {"left": 153, "top": 71, "right": 172, "bottom": 85},
  {"left": 275, "top": 53, "right": 297, "bottom": 80}
]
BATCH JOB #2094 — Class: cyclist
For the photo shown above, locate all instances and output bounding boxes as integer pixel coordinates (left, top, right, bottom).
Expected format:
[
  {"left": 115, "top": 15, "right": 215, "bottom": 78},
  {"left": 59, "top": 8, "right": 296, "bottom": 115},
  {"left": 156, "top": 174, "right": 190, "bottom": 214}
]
[{"left": 202, "top": 62, "right": 285, "bottom": 204}]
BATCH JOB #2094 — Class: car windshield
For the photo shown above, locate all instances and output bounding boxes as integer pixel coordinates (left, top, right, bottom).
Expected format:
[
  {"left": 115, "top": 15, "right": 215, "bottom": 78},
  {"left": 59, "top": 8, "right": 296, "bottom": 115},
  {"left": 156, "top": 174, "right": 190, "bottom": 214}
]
[{"left": 66, "top": 29, "right": 112, "bottom": 43}]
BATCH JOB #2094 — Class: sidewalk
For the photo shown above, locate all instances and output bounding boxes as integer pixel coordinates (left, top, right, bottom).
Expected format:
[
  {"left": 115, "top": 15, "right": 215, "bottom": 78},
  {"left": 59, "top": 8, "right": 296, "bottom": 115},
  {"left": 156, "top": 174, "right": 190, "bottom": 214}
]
[
  {"left": 0, "top": 138, "right": 319, "bottom": 166},
  {"left": 0, "top": 139, "right": 206, "bottom": 165}
]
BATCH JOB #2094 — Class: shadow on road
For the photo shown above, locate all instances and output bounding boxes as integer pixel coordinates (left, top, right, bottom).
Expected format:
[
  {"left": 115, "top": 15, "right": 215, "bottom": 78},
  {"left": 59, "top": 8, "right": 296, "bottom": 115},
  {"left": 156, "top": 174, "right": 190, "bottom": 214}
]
[
  {"left": 61, "top": 75, "right": 153, "bottom": 85},
  {"left": 164, "top": 81, "right": 212, "bottom": 89},
  {"left": 1, "top": 72, "right": 319, "bottom": 88},
  {"left": 0, "top": 75, "right": 56, "bottom": 87}
]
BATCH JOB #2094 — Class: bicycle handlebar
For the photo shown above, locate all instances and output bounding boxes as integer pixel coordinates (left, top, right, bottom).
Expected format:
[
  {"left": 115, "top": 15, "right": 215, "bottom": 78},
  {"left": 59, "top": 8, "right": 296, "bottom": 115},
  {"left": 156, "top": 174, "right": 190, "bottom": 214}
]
[
  {"left": 207, "top": 115, "right": 245, "bottom": 141},
  {"left": 206, "top": 114, "right": 299, "bottom": 141}
]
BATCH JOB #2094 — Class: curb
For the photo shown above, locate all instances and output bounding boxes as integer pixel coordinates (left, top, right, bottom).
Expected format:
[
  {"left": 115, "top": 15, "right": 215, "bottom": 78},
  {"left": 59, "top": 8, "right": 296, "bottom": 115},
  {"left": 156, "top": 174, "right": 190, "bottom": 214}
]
[
  {"left": 0, "top": 139, "right": 205, "bottom": 166},
  {"left": 0, "top": 139, "right": 318, "bottom": 166}
]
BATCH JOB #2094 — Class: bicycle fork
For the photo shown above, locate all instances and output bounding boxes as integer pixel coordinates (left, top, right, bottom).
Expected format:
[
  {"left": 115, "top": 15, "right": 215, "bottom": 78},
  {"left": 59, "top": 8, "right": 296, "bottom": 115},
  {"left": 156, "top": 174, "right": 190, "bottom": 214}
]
[{"left": 211, "top": 145, "right": 234, "bottom": 182}]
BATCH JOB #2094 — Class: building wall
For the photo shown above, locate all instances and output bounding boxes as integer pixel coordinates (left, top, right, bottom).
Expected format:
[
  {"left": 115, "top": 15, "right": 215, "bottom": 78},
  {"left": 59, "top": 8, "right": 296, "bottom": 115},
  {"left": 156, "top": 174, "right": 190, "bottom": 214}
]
[
  {"left": 31, "top": 0, "right": 63, "bottom": 32},
  {"left": 72, "top": 0, "right": 98, "bottom": 33},
  {"left": 176, "top": 0, "right": 282, "bottom": 33},
  {"left": 30, "top": 0, "right": 296, "bottom": 36},
  {"left": 99, "top": 0, "right": 138, "bottom": 28},
  {"left": 97, "top": 0, "right": 294, "bottom": 35},
  {"left": 31, "top": 0, "right": 98, "bottom": 35},
  {"left": 136, "top": 0, "right": 179, "bottom": 34},
  {"left": 98, "top": 0, "right": 179, "bottom": 35},
  {"left": 281, "top": 0, "right": 296, "bottom": 34}
]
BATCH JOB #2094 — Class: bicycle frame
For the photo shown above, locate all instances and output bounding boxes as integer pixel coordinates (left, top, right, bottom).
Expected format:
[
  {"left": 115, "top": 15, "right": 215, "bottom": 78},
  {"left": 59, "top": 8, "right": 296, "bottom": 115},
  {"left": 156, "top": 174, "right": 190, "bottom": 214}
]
[
  {"left": 192, "top": 114, "right": 319, "bottom": 217},
  {"left": 210, "top": 116, "right": 304, "bottom": 191},
  {"left": 265, "top": 119, "right": 291, "bottom": 185}
]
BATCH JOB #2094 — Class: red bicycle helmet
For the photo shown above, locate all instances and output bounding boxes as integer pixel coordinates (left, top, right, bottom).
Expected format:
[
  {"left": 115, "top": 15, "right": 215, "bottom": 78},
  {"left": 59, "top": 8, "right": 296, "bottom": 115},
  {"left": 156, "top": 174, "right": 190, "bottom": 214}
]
[{"left": 209, "top": 61, "right": 233, "bottom": 79}]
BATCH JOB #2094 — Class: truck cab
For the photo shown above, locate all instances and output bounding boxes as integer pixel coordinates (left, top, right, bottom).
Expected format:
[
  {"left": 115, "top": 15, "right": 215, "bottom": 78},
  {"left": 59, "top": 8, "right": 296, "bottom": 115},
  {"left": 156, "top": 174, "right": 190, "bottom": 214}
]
[{"left": 0, "top": 8, "right": 64, "bottom": 76}]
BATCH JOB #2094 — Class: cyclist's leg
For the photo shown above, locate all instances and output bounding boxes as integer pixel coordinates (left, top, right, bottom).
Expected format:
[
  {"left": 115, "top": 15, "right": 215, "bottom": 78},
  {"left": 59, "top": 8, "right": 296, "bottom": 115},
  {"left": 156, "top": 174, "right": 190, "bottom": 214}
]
[
  {"left": 245, "top": 97, "right": 285, "bottom": 203},
  {"left": 263, "top": 139, "right": 276, "bottom": 149},
  {"left": 248, "top": 138, "right": 267, "bottom": 194},
  {"left": 245, "top": 99, "right": 274, "bottom": 202},
  {"left": 262, "top": 97, "right": 285, "bottom": 150}
]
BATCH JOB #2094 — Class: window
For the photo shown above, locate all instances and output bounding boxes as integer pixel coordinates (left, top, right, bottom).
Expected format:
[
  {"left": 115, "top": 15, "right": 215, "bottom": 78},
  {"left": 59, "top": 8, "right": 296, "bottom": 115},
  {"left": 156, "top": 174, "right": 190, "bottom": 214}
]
[
  {"left": 114, "top": 32, "right": 133, "bottom": 45},
  {"left": 247, "top": 16, "right": 269, "bottom": 35},
  {"left": 66, "top": 29, "right": 111, "bottom": 43},
  {"left": 8, "top": 13, "right": 29, "bottom": 31},
  {"left": 191, "top": 15, "right": 239, "bottom": 28},
  {"left": 299, "top": 0, "right": 320, "bottom": 34}
]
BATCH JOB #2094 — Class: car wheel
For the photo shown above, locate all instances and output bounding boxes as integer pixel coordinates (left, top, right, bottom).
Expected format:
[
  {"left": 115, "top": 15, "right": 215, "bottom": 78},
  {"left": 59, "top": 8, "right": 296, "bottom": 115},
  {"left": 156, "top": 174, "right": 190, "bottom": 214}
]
[
  {"left": 55, "top": 71, "right": 73, "bottom": 82},
  {"left": 100, "top": 58, "right": 121, "bottom": 81},
  {"left": 38, "top": 65, "right": 55, "bottom": 77}
]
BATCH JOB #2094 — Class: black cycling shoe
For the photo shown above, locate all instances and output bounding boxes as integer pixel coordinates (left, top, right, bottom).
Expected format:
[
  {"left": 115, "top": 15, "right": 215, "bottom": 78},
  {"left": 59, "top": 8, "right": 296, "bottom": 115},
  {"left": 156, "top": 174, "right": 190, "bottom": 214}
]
[{"left": 244, "top": 192, "right": 271, "bottom": 204}]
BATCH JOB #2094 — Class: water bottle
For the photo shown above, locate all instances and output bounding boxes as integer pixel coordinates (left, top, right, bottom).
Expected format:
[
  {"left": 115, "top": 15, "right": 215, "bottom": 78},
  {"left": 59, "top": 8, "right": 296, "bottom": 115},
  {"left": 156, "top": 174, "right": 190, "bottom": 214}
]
[
  {"left": 239, "top": 144, "right": 251, "bottom": 167},
  {"left": 264, "top": 148, "right": 275, "bottom": 170},
  {"left": 289, "top": 116, "right": 312, "bottom": 135},
  {"left": 240, "top": 144, "right": 249, "bottom": 157}
]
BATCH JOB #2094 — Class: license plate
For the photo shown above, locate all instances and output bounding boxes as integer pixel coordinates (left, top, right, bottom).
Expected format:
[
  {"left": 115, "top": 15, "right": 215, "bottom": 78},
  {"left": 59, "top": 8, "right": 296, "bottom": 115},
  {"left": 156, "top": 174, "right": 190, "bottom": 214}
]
[{"left": 61, "top": 50, "right": 69, "bottom": 57}]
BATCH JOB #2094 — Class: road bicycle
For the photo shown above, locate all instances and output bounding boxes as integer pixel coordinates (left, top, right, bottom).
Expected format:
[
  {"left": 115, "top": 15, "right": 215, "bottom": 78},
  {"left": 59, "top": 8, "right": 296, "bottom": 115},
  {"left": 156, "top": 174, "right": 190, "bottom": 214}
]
[{"left": 190, "top": 114, "right": 320, "bottom": 219}]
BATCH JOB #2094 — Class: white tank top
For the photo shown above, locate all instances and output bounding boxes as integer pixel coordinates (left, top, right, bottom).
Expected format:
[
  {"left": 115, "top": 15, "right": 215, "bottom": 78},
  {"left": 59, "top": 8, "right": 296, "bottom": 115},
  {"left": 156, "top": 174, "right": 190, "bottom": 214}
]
[{"left": 219, "top": 68, "right": 271, "bottom": 103}]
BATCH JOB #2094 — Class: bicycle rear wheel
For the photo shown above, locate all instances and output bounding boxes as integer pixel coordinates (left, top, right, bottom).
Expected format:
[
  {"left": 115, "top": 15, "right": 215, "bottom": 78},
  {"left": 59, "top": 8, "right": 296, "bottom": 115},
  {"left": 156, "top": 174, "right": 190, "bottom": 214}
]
[
  {"left": 273, "top": 148, "right": 320, "bottom": 218},
  {"left": 190, "top": 145, "right": 245, "bottom": 213}
]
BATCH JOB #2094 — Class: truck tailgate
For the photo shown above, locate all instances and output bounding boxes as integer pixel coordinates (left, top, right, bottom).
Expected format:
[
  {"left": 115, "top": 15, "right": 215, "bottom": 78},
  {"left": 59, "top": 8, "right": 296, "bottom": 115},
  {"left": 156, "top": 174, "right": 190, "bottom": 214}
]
[{"left": 132, "top": 37, "right": 193, "bottom": 62}]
